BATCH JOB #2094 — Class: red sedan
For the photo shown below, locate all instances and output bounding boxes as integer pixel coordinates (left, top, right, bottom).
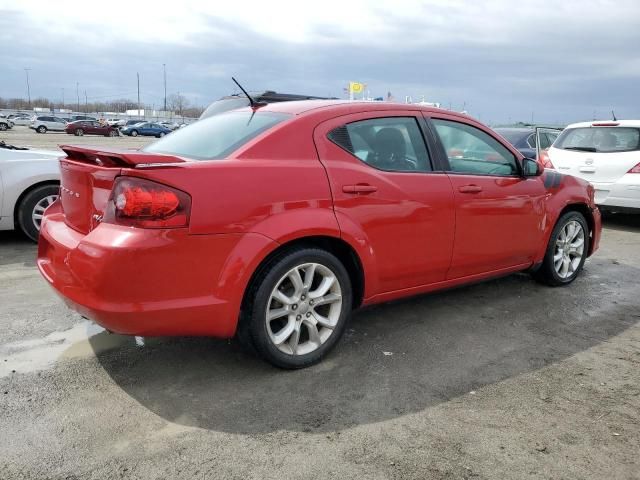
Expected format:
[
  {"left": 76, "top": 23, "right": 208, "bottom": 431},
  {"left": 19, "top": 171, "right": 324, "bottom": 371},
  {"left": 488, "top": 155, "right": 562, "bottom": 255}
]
[
  {"left": 38, "top": 101, "right": 601, "bottom": 368},
  {"left": 65, "top": 120, "right": 119, "bottom": 137}
]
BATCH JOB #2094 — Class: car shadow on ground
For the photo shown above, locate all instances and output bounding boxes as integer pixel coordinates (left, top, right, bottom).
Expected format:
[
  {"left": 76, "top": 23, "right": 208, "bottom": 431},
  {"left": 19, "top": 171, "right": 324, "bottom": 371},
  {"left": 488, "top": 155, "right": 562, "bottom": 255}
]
[
  {"left": 601, "top": 212, "right": 640, "bottom": 233},
  {"left": 91, "top": 256, "right": 639, "bottom": 434},
  {"left": 0, "top": 231, "right": 36, "bottom": 266}
]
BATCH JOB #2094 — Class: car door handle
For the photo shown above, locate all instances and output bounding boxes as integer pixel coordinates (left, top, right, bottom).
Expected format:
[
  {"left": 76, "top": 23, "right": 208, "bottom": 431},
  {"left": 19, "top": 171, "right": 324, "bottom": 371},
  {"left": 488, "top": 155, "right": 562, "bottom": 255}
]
[
  {"left": 342, "top": 184, "right": 378, "bottom": 194},
  {"left": 458, "top": 184, "right": 483, "bottom": 193}
]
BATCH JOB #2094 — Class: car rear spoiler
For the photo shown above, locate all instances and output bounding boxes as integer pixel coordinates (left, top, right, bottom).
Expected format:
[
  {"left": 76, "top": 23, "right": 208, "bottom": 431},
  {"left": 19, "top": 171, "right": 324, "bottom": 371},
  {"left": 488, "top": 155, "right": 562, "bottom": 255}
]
[{"left": 60, "top": 145, "right": 187, "bottom": 168}]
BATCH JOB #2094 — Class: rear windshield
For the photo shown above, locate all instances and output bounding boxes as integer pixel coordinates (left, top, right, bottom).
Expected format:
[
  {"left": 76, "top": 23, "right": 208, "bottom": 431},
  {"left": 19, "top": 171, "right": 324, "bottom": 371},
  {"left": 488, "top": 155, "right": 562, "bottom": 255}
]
[
  {"left": 555, "top": 127, "right": 640, "bottom": 153},
  {"left": 494, "top": 129, "right": 529, "bottom": 145},
  {"left": 200, "top": 97, "right": 250, "bottom": 120},
  {"left": 143, "top": 110, "right": 290, "bottom": 160}
]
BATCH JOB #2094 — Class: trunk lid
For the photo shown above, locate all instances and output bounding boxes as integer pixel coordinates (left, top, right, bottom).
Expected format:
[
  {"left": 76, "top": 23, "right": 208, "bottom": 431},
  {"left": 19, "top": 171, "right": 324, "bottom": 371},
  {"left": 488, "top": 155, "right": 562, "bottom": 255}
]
[{"left": 58, "top": 145, "right": 186, "bottom": 234}]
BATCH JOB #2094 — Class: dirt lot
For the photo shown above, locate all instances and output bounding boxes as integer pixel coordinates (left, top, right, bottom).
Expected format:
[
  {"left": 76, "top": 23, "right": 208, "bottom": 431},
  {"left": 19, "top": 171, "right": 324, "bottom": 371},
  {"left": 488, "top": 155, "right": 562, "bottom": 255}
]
[
  {"left": 1, "top": 125, "right": 155, "bottom": 151},
  {"left": 0, "top": 207, "right": 639, "bottom": 477}
]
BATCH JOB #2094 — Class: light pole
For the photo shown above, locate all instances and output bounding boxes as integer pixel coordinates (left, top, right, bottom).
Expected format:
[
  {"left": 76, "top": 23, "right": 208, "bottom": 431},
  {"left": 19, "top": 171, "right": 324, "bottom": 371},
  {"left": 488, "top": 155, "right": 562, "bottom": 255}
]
[
  {"left": 61, "top": 88, "right": 65, "bottom": 109},
  {"left": 137, "top": 72, "right": 141, "bottom": 117},
  {"left": 163, "top": 63, "right": 167, "bottom": 113},
  {"left": 24, "top": 68, "right": 31, "bottom": 109},
  {"left": 76, "top": 82, "right": 80, "bottom": 113}
]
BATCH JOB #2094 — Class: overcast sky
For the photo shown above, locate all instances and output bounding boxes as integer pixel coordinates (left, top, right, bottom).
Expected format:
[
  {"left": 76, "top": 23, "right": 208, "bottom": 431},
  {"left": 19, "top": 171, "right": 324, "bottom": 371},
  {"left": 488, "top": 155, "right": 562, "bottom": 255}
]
[{"left": 1, "top": 0, "right": 639, "bottom": 124}]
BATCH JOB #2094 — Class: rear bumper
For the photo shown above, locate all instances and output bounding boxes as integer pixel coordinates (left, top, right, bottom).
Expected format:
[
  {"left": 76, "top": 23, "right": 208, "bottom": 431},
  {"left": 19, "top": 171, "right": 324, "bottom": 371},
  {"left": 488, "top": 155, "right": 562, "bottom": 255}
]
[
  {"left": 37, "top": 203, "right": 276, "bottom": 337},
  {"left": 592, "top": 176, "right": 640, "bottom": 210}
]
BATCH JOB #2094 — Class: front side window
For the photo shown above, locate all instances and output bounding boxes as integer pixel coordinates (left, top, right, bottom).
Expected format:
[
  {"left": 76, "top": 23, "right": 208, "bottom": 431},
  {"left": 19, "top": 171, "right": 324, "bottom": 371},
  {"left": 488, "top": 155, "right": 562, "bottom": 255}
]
[
  {"left": 328, "top": 117, "right": 432, "bottom": 172},
  {"left": 554, "top": 127, "right": 640, "bottom": 153},
  {"left": 432, "top": 119, "right": 518, "bottom": 176},
  {"left": 144, "top": 110, "right": 291, "bottom": 160}
]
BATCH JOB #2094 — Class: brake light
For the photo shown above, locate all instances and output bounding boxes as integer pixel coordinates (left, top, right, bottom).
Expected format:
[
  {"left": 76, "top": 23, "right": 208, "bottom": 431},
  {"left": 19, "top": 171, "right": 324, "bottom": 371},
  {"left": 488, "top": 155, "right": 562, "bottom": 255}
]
[
  {"left": 538, "top": 149, "right": 555, "bottom": 169},
  {"left": 592, "top": 122, "right": 619, "bottom": 127},
  {"left": 103, "top": 177, "right": 191, "bottom": 228},
  {"left": 629, "top": 162, "right": 640, "bottom": 174}
]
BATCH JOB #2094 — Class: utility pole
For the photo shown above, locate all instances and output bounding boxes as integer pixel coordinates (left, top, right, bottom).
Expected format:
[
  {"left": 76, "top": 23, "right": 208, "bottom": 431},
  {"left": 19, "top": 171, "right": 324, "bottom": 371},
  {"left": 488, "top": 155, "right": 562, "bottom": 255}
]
[
  {"left": 24, "top": 68, "right": 31, "bottom": 109},
  {"left": 137, "top": 72, "right": 141, "bottom": 117},
  {"left": 62, "top": 88, "right": 65, "bottom": 109},
  {"left": 163, "top": 63, "right": 167, "bottom": 113},
  {"left": 76, "top": 82, "right": 80, "bottom": 113},
  {"left": 84, "top": 90, "right": 88, "bottom": 113}
]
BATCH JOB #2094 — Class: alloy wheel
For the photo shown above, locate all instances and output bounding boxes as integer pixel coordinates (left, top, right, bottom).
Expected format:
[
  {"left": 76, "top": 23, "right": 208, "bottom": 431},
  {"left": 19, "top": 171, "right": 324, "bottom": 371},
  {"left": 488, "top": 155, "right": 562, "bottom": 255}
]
[
  {"left": 32, "top": 195, "right": 58, "bottom": 231},
  {"left": 266, "top": 262, "right": 342, "bottom": 356},
  {"left": 553, "top": 220, "right": 585, "bottom": 279}
]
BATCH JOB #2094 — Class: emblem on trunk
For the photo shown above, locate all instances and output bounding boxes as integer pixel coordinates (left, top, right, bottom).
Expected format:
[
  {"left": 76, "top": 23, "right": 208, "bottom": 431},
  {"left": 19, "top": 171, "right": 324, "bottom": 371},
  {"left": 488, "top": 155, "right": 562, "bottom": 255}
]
[{"left": 61, "top": 186, "right": 80, "bottom": 198}]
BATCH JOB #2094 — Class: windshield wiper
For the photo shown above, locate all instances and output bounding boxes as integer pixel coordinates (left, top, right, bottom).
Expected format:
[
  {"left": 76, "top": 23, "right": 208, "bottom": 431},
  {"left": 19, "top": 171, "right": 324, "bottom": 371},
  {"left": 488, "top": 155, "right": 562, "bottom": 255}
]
[{"left": 563, "top": 146, "right": 597, "bottom": 152}]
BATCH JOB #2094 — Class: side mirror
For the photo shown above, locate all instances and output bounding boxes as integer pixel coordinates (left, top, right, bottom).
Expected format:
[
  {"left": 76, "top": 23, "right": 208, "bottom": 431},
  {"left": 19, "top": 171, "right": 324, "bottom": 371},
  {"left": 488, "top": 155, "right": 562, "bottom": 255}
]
[{"left": 522, "top": 157, "right": 543, "bottom": 177}]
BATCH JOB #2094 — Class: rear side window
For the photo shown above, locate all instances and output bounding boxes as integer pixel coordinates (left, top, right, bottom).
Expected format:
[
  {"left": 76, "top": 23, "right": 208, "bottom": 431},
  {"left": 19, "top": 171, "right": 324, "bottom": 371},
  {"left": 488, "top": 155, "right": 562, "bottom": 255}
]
[
  {"left": 143, "top": 110, "right": 290, "bottom": 160},
  {"left": 328, "top": 117, "right": 432, "bottom": 172},
  {"left": 555, "top": 127, "right": 640, "bottom": 153},
  {"left": 432, "top": 119, "right": 518, "bottom": 176}
]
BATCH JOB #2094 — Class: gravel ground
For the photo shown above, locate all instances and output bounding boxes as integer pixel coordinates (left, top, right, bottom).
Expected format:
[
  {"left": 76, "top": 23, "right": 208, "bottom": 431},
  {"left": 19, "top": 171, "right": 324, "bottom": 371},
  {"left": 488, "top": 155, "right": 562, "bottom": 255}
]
[
  {"left": 1, "top": 125, "right": 155, "bottom": 151},
  {"left": 0, "top": 208, "right": 639, "bottom": 479}
]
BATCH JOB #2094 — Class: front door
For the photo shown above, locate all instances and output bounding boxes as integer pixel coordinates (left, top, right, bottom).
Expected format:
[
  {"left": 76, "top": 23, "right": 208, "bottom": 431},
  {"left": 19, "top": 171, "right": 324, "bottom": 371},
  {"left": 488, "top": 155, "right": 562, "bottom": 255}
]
[
  {"left": 314, "top": 111, "right": 456, "bottom": 296},
  {"left": 428, "top": 115, "right": 547, "bottom": 279}
]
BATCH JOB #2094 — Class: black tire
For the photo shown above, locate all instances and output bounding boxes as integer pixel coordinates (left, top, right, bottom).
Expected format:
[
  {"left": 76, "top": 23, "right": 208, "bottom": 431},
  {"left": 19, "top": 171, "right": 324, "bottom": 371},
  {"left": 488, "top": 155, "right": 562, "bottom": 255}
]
[
  {"left": 17, "top": 184, "right": 60, "bottom": 242},
  {"left": 108, "top": 130, "right": 118, "bottom": 137},
  {"left": 241, "top": 247, "right": 353, "bottom": 369},
  {"left": 37, "top": 125, "right": 47, "bottom": 133},
  {"left": 75, "top": 128, "right": 84, "bottom": 136},
  {"left": 0, "top": 122, "right": 8, "bottom": 131},
  {"left": 533, "top": 211, "right": 590, "bottom": 286},
  {"left": 130, "top": 130, "right": 138, "bottom": 137},
  {"left": 157, "top": 132, "right": 165, "bottom": 138}
]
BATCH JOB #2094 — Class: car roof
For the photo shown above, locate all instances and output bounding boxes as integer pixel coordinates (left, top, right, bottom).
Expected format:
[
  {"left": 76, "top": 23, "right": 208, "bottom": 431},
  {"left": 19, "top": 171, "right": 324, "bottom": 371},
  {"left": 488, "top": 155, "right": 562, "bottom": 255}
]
[
  {"left": 565, "top": 120, "right": 640, "bottom": 128},
  {"left": 257, "top": 99, "right": 469, "bottom": 119}
]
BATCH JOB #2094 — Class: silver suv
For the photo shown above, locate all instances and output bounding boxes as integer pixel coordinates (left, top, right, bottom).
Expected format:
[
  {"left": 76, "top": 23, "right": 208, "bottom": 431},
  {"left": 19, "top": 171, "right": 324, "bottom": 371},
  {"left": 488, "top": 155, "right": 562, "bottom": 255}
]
[{"left": 30, "top": 116, "right": 67, "bottom": 133}]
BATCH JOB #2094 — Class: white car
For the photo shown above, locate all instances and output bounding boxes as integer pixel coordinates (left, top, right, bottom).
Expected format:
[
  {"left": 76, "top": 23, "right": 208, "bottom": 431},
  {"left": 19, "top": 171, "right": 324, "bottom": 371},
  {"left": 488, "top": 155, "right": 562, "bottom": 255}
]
[
  {"left": 10, "top": 115, "right": 33, "bottom": 126},
  {"left": 0, "top": 142, "right": 61, "bottom": 241},
  {"left": 542, "top": 120, "right": 640, "bottom": 212},
  {"left": 0, "top": 117, "right": 14, "bottom": 131},
  {"left": 30, "top": 115, "right": 67, "bottom": 133}
]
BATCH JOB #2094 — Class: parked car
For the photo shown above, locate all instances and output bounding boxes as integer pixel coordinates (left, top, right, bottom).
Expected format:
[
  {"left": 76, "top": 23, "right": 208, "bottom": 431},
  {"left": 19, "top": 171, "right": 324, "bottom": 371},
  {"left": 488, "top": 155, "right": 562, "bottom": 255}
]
[
  {"left": 0, "top": 141, "right": 61, "bottom": 241},
  {"left": 8, "top": 114, "right": 33, "bottom": 126},
  {"left": 159, "top": 121, "right": 180, "bottom": 130},
  {"left": 120, "top": 122, "right": 172, "bottom": 138},
  {"left": 65, "top": 120, "right": 119, "bottom": 137},
  {"left": 70, "top": 115, "right": 97, "bottom": 122},
  {"left": 107, "top": 119, "right": 126, "bottom": 127},
  {"left": 0, "top": 117, "right": 14, "bottom": 131},
  {"left": 543, "top": 120, "right": 640, "bottom": 212},
  {"left": 30, "top": 116, "right": 67, "bottom": 133},
  {"left": 38, "top": 101, "right": 601, "bottom": 369},
  {"left": 494, "top": 127, "right": 561, "bottom": 158},
  {"left": 122, "top": 119, "right": 143, "bottom": 127},
  {"left": 200, "top": 91, "right": 338, "bottom": 120}
]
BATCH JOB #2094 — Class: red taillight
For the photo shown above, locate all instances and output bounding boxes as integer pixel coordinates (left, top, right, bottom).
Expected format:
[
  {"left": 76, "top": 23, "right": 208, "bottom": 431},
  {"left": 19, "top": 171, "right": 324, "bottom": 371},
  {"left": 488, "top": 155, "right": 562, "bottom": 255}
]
[
  {"left": 629, "top": 162, "right": 640, "bottom": 174},
  {"left": 103, "top": 177, "right": 191, "bottom": 228},
  {"left": 538, "top": 149, "right": 555, "bottom": 169}
]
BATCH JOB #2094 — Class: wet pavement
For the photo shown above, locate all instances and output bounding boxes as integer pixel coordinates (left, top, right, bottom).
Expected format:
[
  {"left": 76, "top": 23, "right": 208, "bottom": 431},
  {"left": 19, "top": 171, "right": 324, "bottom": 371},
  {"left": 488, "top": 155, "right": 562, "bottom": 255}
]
[{"left": 0, "top": 215, "right": 639, "bottom": 479}]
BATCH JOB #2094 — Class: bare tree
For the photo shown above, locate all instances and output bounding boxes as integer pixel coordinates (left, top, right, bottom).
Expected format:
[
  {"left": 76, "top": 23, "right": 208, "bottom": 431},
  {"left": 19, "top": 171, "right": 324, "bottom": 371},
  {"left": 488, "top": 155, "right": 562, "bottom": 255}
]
[{"left": 167, "top": 93, "right": 189, "bottom": 118}]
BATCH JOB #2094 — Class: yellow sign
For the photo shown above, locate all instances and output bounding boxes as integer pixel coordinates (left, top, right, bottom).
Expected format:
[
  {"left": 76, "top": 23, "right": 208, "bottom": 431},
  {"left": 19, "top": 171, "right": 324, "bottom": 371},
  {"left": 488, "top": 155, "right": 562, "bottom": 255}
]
[{"left": 349, "top": 82, "right": 365, "bottom": 94}]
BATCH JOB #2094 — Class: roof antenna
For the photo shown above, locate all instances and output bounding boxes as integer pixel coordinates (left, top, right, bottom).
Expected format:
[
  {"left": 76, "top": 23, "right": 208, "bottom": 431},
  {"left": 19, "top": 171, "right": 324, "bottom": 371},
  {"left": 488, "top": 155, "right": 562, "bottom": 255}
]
[
  {"left": 611, "top": 110, "right": 617, "bottom": 121},
  {"left": 232, "top": 77, "right": 266, "bottom": 109}
]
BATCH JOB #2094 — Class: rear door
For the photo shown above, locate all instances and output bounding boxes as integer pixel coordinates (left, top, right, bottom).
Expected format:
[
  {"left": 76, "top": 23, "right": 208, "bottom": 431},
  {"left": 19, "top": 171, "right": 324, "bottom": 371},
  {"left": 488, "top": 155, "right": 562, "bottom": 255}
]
[
  {"left": 428, "top": 114, "right": 547, "bottom": 279},
  {"left": 314, "top": 111, "right": 455, "bottom": 295}
]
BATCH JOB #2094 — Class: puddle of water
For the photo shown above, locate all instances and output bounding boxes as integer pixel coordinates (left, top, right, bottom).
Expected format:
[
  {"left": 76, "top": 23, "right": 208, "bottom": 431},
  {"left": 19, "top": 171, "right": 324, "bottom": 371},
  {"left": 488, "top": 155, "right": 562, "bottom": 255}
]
[{"left": 0, "top": 321, "right": 132, "bottom": 377}]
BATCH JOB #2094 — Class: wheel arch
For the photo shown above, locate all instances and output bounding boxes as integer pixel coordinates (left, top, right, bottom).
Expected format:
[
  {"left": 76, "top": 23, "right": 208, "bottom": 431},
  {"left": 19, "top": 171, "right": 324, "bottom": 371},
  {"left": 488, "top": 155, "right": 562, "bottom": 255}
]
[
  {"left": 240, "top": 235, "right": 366, "bottom": 316},
  {"left": 557, "top": 203, "right": 596, "bottom": 256},
  {"left": 13, "top": 180, "right": 60, "bottom": 228}
]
